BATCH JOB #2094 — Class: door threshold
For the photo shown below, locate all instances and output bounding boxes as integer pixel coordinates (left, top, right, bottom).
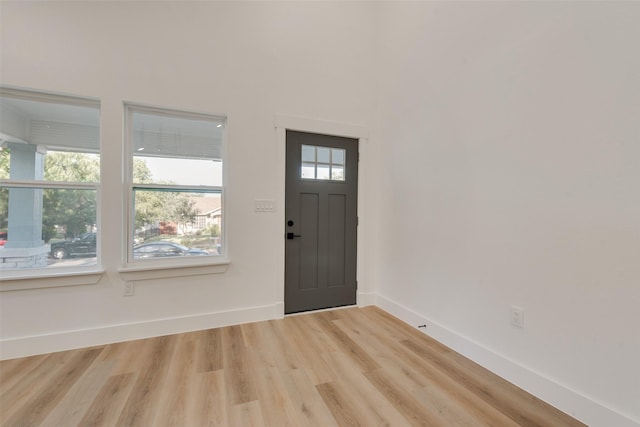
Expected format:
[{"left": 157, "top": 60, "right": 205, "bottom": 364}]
[{"left": 284, "top": 304, "right": 357, "bottom": 317}]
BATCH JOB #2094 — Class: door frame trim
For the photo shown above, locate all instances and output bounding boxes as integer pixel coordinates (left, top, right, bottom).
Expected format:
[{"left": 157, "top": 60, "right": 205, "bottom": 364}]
[{"left": 275, "top": 114, "right": 369, "bottom": 318}]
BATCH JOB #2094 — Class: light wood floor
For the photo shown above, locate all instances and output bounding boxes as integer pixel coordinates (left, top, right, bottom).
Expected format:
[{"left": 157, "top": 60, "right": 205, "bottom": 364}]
[{"left": 0, "top": 306, "right": 585, "bottom": 427}]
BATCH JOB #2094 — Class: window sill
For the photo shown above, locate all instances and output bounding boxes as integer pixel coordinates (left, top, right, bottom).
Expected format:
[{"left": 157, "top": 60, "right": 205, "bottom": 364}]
[
  {"left": 0, "top": 268, "right": 104, "bottom": 291},
  {"left": 118, "top": 258, "right": 230, "bottom": 281}
]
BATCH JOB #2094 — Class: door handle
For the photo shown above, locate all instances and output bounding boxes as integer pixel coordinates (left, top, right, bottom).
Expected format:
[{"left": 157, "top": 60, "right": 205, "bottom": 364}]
[{"left": 286, "top": 232, "right": 302, "bottom": 240}]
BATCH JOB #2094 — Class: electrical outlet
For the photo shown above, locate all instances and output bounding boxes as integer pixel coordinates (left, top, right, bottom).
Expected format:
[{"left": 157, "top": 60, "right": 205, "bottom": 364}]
[
  {"left": 123, "top": 281, "right": 135, "bottom": 296},
  {"left": 510, "top": 305, "right": 525, "bottom": 328}
]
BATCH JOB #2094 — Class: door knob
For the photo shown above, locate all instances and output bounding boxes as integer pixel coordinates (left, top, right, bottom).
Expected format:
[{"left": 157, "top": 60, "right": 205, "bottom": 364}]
[{"left": 286, "top": 232, "right": 301, "bottom": 240}]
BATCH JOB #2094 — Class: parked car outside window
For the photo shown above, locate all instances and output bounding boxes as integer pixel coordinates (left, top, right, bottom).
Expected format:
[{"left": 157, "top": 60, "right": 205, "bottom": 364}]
[
  {"left": 50, "top": 233, "right": 97, "bottom": 259},
  {"left": 133, "top": 241, "right": 209, "bottom": 259}
]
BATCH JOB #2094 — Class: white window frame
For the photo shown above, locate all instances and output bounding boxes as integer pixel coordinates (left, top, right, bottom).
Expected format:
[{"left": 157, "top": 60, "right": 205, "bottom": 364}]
[
  {"left": 0, "top": 87, "right": 103, "bottom": 289},
  {"left": 120, "top": 103, "right": 228, "bottom": 278}
]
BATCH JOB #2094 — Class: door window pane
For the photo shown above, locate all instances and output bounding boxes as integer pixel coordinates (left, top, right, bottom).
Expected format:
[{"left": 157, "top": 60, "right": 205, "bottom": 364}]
[
  {"left": 332, "top": 148, "right": 345, "bottom": 165},
  {"left": 301, "top": 163, "right": 315, "bottom": 179},
  {"left": 317, "top": 147, "right": 331, "bottom": 163},
  {"left": 332, "top": 166, "right": 344, "bottom": 181},
  {"left": 301, "top": 145, "right": 316, "bottom": 162},
  {"left": 300, "top": 145, "right": 346, "bottom": 181},
  {"left": 317, "top": 165, "right": 331, "bottom": 180}
]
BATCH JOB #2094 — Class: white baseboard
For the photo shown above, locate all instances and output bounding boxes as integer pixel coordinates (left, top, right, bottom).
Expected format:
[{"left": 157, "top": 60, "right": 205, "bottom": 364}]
[
  {"left": 358, "top": 290, "right": 377, "bottom": 307},
  {"left": 375, "top": 293, "right": 639, "bottom": 427},
  {"left": 275, "top": 301, "right": 285, "bottom": 318},
  {"left": 0, "top": 304, "right": 276, "bottom": 360}
]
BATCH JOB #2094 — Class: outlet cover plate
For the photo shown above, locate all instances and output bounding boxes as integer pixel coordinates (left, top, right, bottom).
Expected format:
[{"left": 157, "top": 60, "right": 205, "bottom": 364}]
[
  {"left": 510, "top": 305, "right": 525, "bottom": 328},
  {"left": 123, "top": 281, "right": 135, "bottom": 296}
]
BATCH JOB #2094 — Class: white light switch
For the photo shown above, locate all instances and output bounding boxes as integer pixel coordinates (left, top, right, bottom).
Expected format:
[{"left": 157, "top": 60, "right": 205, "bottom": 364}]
[{"left": 255, "top": 199, "right": 276, "bottom": 213}]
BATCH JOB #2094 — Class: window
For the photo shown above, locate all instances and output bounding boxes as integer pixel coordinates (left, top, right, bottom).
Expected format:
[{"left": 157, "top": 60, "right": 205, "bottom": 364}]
[
  {"left": 301, "top": 144, "right": 345, "bottom": 181},
  {"left": 125, "top": 105, "right": 224, "bottom": 264},
  {"left": 0, "top": 88, "right": 100, "bottom": 273}
]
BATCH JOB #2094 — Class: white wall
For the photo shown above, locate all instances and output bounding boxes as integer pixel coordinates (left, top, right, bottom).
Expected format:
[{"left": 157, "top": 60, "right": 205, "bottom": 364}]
[
  {"left": 0, "top": 1, "right": 376, "bottom": 351},
  {"left": 2, "top": 2, "right": 639, "bottom": 426},
  {"left": 373, "top": 2, "right": 640, "bottom": 425}
]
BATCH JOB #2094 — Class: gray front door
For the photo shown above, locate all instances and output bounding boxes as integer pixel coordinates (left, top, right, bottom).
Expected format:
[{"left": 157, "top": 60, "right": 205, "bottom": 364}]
[{"left": 285, "top": 130, "right": 358, "bottom": 314}]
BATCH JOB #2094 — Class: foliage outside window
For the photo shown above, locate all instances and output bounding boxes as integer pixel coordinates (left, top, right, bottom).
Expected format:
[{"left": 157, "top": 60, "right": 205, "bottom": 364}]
[
  {"left": 126, "top": 105, "right": 224, "bottom": 263},
  {"left": 0, "top": 88, "right": 100, "bottom": 272}
]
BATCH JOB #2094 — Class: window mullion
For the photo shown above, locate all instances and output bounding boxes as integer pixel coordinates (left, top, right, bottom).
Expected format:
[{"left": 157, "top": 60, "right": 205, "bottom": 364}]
[
  {"left": 132, "top": 183, "right": 222, "bottom": 193},
  {"left": 0, "top": 179, "right": 98, "bottom": 190}
]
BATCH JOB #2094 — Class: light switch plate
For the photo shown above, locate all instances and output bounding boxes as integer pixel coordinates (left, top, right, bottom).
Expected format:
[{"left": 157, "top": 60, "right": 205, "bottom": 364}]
[{"left": 255, "top": 199, "right": 276, "bottom": 213}]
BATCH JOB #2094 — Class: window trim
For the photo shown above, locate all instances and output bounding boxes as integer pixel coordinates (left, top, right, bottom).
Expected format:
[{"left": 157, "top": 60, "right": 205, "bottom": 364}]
[
  {"left": 1, "top": 86, "right": 99, "bottom": 109},
  {"left": 123, "top": 103, "right": 227, "bottom": 270},
  {"left": 0, "top": 268, "right": 104, "bottom": 292},
  {"left": 118, "top": 258, "right": 229, "bottom": 282}
]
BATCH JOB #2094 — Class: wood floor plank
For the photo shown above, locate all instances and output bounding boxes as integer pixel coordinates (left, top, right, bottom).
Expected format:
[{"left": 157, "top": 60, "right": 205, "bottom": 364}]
[
  {"left": 2, "top": 348, "right": 103, "bottom": 426},
  {"left": 315, "top": 311, "right": 380, "bottom": 373},
  {"left": 241, "top": 320, "right": 275, "bottom": 367},
  {"left": 116, "top": 335, "right": 177, "bottom": 426},
  {"left": 364, "top": 367, "right": 445, "bottom": 427},
  {"left": 78, "top": 372, "right": 137, "bottom": 427},
  {"left": 240, "top": 325, "right": 303, "bottom": 426},
  {"left": 229, "top": 400, "right": 266, "bottom": 427},
  {"left": 282, "top": 368, "right": 339, "bottom": 427},
  {"left": 152, "top": 332, "right": 198, "bottom": 426},
  {"left": 92, "top": 340, "right": 129, "bottom": 364},
  {"left": 360, "top": 306, "right": 417, "bottom": 341},
  {"left": 332, "top": 311, "right": 406, "bottom": 365},
  {"left": 241, "top": 319, "right": 301, "bottom": 372},
  {"left": 222, "top": 324, "right": 257, "bottom": 405},
  {"left": 412, "top": 381, "right": 505, "bottom": 427},
  {"left": 0, "top": 353, "right": 48, "bottom": 393},
  {"left": 1, "top": 351, "right": 73, "bottom": 423},
  {"left": 250, "top": 360, "right": 301, "bottom": 427},
  {"left": 292, "top": 311, "right": 342, "bottom": 353},
  {"left": 316, "top": 381, "right": 365, "bottom": 427},
  {"left": 107, "top": 339, "right": 151, "bottom": 376},
  {"left": 277, "top": 314, "right": 337, "bottom": 385},
  {"left": 269, "top": 319, "right": 305, "bottom": 371},
  {"left": 39, "top": 359, "right": 115, "bottom": 427},
  {"left": 195, "top": 327, "right": 224, "bottom": 373},
  {"left": 322, "top": 350, "right": 414, "bottom": 426},
  {"left": 187, "top": 369, "right": 228, "bottom": 426}
]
